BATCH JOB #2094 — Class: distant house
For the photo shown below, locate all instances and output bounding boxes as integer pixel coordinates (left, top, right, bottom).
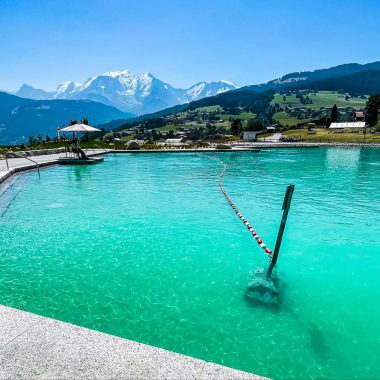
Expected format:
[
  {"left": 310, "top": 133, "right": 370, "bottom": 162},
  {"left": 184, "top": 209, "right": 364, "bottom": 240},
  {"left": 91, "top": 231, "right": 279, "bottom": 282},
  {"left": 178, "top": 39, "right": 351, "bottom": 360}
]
[
  {"left": 125, "top": 139, "right": 147, "bottom": 146},
  {"left": 173, "top": 131, "right": 187, "bottom": 137},
  {"left": 166, "top": 137, "right": 186, "bottom": 144},
  {"left": 329, "top": 122, "right": 366, "bottom": 129},
  {"left": 266, "top": 123, "right": 284, "bottom": 132},
  {"left": 158, "top": 137, "right": 189, "bottom": 147},
  {"left": 125, "top": 141, "right": 141, "bottom": 150},
  {"left": 355, "top": 111, "right": 365, "bottom": 121},
  {"left": 243, "top": 131, "right": 261, "bottom": 141}
]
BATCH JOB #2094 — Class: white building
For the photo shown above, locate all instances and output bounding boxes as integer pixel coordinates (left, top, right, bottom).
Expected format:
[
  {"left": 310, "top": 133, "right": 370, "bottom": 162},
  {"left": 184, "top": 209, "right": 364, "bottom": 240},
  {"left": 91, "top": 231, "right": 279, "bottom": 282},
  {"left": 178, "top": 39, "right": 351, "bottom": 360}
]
[
  {"left": 329, "top": 122, "right": 366, "bottom": 129},
  {"left": 157, "top": 137, "right": 189, "bottom": 148},
  {"left": 243, "top": 131, "right": 261, "bottom": 141},
  {"left": 124, "top": 139, "right": 147, "bottom": 147}
]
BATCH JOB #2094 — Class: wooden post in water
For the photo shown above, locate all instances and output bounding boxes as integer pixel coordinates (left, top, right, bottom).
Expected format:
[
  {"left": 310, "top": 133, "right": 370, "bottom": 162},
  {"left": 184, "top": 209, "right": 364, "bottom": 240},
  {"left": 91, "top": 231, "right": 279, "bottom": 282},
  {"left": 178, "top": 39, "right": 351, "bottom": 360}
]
[{"left": 266, "top": 184, "right": 295, "bottom": 279}]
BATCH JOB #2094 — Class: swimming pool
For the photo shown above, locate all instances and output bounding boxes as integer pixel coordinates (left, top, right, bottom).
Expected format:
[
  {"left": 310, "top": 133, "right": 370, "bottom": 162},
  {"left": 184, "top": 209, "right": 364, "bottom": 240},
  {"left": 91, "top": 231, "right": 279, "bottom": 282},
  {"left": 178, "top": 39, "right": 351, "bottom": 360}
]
[{"left": 1, "top": 148, "right": 379, "bottom": 379}]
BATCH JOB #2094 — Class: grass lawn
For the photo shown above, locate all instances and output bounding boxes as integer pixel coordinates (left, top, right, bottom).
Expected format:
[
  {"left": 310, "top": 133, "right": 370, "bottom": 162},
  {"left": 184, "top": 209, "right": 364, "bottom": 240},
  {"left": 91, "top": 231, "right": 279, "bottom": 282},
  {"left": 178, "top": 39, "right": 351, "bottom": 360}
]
[
  {"left": 217, "top": 112, "right": 256, "bottom": 121},
  {"left": 157, "top": 124, "right": 181, "bottom": 132},
  {"left": 283, "top": 128, "right": 380, "bottom": 143},
  {"left": 273, "top": 112, "right": 310, "bottom": 126}
]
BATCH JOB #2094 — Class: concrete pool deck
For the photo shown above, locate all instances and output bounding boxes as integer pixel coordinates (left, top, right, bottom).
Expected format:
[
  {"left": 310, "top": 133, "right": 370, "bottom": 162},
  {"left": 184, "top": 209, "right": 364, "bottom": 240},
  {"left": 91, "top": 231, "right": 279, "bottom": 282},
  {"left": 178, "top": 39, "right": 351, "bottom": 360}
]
[{"left": 0, "top": 305, "right": 268, "bottom": 379}]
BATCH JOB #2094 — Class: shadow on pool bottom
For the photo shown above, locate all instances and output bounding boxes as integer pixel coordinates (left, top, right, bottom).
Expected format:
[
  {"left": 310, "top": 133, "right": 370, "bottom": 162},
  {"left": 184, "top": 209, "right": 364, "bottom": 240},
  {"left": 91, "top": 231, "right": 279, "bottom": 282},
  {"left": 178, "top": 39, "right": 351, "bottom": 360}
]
[{"left": 244, "top": 269, "right": 329, "bottom": 363}]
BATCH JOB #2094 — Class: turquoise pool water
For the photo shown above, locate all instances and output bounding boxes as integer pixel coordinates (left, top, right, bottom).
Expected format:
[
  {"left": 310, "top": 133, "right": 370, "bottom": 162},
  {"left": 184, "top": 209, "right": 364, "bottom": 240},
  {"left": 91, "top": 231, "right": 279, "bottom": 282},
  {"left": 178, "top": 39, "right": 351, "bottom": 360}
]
[{"left": 1, "top": 148, "right": 379, "bottom": 379}]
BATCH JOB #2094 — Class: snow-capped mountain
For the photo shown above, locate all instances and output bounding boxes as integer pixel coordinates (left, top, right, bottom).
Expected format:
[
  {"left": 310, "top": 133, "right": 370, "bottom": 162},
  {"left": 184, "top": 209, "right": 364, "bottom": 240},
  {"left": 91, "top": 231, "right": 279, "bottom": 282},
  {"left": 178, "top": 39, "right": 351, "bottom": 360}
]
[
  {"left": 14, "top": 84, "right": 54, "bottom": 100},
  {"left": 11, "top": 70, "right": 239, "bottom": 115},
  {"left": 185, "top": 80, "right": 239, "bottom": 100}
]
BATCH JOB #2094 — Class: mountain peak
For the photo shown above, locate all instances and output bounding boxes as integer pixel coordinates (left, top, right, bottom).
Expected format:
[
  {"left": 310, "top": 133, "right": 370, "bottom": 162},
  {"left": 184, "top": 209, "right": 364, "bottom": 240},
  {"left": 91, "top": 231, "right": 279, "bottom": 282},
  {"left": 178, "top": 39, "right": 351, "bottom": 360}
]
[
  {"left": 56, "top": 80, "right": 81, "bottom": 93},
  {"left": 141, "top": 72, "right": 155, "bottom": 78},
  {"left": 102, "top": 69, "right": 131, "bottom": 78},
  {"left": 13, "top": 83, "right": 53, "bottom": 100},
  {"left": 19, "top": 83, "right": 34, "bottom": 90},
  {"left": 219, "top": 79, "right": 238, "bottom": 87}
]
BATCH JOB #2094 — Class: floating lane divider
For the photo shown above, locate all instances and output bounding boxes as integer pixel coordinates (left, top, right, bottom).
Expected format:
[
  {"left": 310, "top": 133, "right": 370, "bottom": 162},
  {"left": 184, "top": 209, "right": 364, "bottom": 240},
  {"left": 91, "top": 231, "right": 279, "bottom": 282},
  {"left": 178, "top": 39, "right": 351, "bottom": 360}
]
[{"left": 198, "top": 152, "right": 272, "bottom": 257}]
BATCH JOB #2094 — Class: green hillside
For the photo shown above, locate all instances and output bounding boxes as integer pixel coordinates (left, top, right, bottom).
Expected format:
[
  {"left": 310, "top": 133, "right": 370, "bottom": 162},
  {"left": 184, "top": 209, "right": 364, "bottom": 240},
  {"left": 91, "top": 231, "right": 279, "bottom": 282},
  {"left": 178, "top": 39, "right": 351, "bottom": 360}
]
[
  {"left": 271, "top": 90, "right": 367, "bottom": 126},
  {"left": 271, "top": 91, "right": 366, "bottom": 109}
]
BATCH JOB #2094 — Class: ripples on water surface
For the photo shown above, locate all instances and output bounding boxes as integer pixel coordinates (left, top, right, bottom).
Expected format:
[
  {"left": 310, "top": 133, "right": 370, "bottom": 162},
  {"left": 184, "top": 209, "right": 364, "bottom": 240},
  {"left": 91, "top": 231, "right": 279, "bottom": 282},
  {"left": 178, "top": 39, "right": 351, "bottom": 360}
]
[{"left": 0, "top": 148, "right": 379, "bottom": 379}]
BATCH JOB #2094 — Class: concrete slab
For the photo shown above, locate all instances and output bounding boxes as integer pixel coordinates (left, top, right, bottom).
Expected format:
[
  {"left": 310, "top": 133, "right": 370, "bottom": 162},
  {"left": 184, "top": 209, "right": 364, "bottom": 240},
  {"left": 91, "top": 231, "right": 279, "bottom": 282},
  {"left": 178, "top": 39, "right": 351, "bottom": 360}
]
[
  {"left": 201, "top": 362, "right": 265, "bottom": 379},
  {"left": 0, "top": 306, "right": 43, "bottom": 349},
  {"left": 0, "top": 306, "right": 268, "bottom": 379}
]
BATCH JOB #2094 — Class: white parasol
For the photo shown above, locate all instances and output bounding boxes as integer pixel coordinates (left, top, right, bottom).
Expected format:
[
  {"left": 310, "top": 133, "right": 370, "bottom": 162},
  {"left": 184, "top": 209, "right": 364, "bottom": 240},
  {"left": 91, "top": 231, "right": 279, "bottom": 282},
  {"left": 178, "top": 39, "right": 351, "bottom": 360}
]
[{"left": 59, "top": 123, "right": 101, "bottom": 133}]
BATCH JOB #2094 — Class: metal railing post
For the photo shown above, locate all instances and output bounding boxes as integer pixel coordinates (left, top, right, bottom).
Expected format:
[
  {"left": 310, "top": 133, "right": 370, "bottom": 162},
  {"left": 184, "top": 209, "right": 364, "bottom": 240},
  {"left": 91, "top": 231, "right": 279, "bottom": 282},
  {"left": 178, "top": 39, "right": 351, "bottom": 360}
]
[{"left": 5, "top": 154, "right": 9, "bottom": 170}]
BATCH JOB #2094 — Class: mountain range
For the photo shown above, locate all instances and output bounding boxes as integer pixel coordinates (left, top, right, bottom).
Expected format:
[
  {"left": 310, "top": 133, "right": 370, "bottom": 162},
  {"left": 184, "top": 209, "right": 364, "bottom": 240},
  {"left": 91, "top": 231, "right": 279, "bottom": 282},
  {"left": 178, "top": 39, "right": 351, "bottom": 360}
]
[{"left": 10, "top": 70, "right": 239, "bottom": 115}]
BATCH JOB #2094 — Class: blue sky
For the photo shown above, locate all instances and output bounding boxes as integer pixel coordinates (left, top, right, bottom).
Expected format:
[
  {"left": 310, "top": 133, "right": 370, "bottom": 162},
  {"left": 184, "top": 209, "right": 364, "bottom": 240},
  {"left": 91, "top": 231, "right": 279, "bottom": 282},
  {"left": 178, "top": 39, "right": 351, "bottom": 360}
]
[{"left": 1, "top": 0, "right": 379, "bottom": 91}]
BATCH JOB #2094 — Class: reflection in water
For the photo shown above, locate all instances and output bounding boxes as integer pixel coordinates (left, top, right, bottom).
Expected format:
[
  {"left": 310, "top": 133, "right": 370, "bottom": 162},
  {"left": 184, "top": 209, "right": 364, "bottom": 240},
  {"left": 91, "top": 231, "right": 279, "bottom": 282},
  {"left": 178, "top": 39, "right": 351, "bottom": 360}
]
[{"left": 326, "top": 147, "right": 360, "bottom": 170}]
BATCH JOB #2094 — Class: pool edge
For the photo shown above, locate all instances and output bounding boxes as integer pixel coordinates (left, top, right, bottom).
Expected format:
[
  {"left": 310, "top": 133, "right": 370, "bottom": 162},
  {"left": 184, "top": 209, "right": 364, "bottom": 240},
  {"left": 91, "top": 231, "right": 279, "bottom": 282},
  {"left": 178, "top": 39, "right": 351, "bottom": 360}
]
[{"left": 0, "top": 304, "right": 269, "bottom": 379}]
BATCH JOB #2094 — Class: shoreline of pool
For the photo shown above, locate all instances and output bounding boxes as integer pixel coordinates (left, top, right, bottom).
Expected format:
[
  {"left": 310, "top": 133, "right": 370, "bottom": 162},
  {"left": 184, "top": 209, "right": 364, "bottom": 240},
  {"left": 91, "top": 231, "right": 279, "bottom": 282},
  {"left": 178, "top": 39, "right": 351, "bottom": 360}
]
[{"left": 0, "top": 305, "right": 268, "bottom": 379}]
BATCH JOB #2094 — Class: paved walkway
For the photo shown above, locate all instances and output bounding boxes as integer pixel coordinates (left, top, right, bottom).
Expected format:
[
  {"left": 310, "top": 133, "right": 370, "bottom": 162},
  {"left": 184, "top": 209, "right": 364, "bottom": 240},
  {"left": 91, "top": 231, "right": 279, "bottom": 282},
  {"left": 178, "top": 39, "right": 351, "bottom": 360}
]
[
  {"left": 0, "top": 305, "right": 267, "bottom": 379},
  {"left": 260, "top": 133, "right": 282, "bottom": 142}
]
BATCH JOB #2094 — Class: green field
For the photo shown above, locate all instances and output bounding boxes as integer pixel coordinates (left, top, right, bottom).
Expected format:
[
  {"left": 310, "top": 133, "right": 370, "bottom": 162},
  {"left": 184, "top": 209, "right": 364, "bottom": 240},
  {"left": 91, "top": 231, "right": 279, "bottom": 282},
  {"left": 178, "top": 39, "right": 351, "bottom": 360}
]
[
  {"left": 216, "top": 112, "right": 256, "bottom": 121},
  {"left": 272, "top": 91, "right": 367, "bottom": 109},
  {"left": 273, "top": 111, "right": 311, "bottom": 126},
  {"left": 157, "top": 124, "right": 184, "bottom": 132}
]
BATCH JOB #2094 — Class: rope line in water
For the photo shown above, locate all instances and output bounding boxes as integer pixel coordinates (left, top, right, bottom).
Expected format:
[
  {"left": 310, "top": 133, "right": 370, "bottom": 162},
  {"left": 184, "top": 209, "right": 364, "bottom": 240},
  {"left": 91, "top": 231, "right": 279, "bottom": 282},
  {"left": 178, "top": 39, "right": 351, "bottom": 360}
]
[{"left": 199, "top": 153, "right": 272, "bottom": 256}]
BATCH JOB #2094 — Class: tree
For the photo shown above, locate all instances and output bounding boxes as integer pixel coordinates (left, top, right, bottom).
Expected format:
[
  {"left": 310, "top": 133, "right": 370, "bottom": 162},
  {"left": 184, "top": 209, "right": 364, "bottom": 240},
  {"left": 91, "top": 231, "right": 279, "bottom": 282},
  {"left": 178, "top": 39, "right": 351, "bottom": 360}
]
[
  {"left": 376, "top": 119, "right": 380, "bottom": 132},
  {"left": 283, "top": 95, "right": 286, "bottom": 101},
  {"left": 330, "top": 104, "right": 338, "bottom": 122},
  {"left": 246, "top": 118, "right": 263, "bottom": 131},
  {"left": 365, "top": 94, "right": 380, "bottom": 126},
  {"left": 230, "top": 118, "right": 242, "bottom": 135}
]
